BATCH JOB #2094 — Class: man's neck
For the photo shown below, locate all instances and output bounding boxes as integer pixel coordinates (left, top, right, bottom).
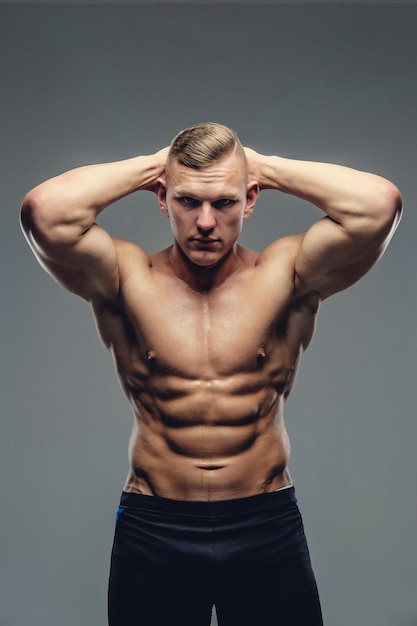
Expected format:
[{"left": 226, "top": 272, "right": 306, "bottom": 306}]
[{"left": 168, "top": 243, "right": 244, "bottom": 293}]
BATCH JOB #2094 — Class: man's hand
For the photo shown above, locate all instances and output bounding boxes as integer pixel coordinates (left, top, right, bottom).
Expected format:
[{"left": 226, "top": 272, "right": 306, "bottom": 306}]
[
  {"left": 244, "top": 147, "right": 280, "bottom": 192},
  {"left": 244, "top": 147, "right": 264, "bottom": 190},
  {"left": 141, "top": 147, "right": 170, "bottom": 193}
]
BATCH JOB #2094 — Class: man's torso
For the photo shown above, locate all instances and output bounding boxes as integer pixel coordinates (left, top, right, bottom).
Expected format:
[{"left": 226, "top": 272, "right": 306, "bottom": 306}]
[{"left": 92, "top": 238, "right": 319, "bottom": 501}]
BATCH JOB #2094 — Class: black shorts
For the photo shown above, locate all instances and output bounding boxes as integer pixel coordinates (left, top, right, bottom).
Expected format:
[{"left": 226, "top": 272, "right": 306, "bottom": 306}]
[{"left": 108, "top": 487, "right": 323, "bottom": 626}]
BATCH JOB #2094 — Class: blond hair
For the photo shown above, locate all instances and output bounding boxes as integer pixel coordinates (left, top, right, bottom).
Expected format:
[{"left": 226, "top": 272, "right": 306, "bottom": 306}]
[{"left": 168, "top": 122, "right": 245, "bottom": 169}]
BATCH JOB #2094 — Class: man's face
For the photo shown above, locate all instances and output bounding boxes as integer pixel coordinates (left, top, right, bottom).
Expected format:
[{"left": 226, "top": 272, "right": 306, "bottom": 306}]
[{"left": 158, "top": 151, "right": 258, "bottom": 268}]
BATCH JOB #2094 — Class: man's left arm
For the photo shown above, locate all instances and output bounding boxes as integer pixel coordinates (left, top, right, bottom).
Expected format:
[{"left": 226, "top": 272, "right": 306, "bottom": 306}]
[{"left": 246, "top": 149, "right": 402, "bottom": 299}]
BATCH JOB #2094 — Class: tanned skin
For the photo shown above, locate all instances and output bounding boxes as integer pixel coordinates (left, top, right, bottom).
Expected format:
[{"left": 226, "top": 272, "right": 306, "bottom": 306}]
[{"left": 20, "top": 142, "right": 402, "bottom": 501}]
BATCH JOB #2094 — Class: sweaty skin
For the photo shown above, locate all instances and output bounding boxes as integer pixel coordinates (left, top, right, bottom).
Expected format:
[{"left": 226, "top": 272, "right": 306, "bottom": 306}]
[{"left": 20, "top": 144, "right": 402, "bottom": 501}]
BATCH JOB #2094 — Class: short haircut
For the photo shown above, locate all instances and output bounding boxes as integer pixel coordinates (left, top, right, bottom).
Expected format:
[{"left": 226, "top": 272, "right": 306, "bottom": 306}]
[{"left": 168, "top": 122, "right": 245, "bottom": 169}]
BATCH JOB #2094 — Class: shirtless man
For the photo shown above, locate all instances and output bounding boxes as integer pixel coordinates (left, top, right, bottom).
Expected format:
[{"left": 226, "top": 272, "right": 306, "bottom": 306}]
[{"left": 20, "top": 122, "right": 402, "bottom": 626}]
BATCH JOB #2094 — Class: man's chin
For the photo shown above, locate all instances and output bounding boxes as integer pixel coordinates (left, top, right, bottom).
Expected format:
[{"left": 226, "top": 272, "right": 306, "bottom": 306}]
[
  {"left": 187, "top": 253, "right": 222, "bottom": 269},
  {"left": 175, "top": 242, "right": 230, "bottom": 269}
]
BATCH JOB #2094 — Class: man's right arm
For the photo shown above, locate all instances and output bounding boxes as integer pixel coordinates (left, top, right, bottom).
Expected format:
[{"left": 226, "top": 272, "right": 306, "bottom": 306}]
[{"left": 20, "top": 149, "right": 168, "bottom": 302}]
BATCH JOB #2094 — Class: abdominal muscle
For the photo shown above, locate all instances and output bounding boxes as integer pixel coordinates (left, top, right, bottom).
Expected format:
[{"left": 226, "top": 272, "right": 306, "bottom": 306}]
[
  {"left": 95, "top": 246, "right": 311, "bottom": 502},
  {"left": 122, "top": 374, "right": 293, "bottom": 502}
]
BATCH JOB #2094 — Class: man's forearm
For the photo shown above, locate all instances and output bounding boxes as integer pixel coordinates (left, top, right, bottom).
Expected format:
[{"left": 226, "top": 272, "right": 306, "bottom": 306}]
[
  {"left": 21, "top": 150, "right": 167, "bottom": 243},
  {"left": 252, "top": 153, "right": 401, "bottom": 229}
]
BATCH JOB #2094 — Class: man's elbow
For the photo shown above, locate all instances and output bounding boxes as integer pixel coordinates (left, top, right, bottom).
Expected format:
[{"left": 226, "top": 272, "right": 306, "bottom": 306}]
[
  {"left": 348, "top": 180, "right": 403, "bottom": 248},
  {"left": 20, "top": 186, "right": 48, "bottom": 241},
  {"left": 20, "top": 187, "right": 43, "bottom": 234},
  {"left": 371, "top": 179, "right": 403, "bottom": 241},
  {"left": 20, "top": 182, "right": 71, "bottom": 246}
]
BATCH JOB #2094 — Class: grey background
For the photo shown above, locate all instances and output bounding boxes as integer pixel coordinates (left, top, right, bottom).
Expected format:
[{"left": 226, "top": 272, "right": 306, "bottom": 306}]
[{"left": 1, "top": 3, "right": 416, "bottom": 625}]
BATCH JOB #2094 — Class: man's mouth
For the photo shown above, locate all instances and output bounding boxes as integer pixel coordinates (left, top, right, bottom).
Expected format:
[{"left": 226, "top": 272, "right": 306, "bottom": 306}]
[{"left": 192, "top": 238, "right": 218, "bottom": 245}]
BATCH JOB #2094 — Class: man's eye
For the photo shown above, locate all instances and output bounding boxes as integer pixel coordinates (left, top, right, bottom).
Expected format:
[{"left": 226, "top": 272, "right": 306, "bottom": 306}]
[
  {"left": 214, "top": 199, "right": 233, "bottom": 208},
  {"left": 181, "top": 197, "right": 198, "bottom": 207}
]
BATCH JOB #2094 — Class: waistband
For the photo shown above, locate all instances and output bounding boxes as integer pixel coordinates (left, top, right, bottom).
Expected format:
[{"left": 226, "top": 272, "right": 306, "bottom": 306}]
[{"left": 119, "top": 486, "right": 296, "bottom": 517}]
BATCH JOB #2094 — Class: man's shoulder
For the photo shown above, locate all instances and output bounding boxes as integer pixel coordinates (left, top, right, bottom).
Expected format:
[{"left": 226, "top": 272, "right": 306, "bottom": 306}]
[
  {"left": 111, "top": 237, "right": 153, "bottom": 276},
  {"left": 113, "top": 237, "right": 150, "bottom": 260},
  {"left": 261, "top": 233, "right": 303, "bottom": 257},
  {"left": 247, "top": 234, "right": 321, "bottom": 310},
  {"left": 254, "top": 234, "right": 303, "bottom": 272},
  {"left": 113, "top": 240, "right": 177, "bottom": 293},
  {"left": 92, "top": 240, "right": 163, "bottom": 314}
]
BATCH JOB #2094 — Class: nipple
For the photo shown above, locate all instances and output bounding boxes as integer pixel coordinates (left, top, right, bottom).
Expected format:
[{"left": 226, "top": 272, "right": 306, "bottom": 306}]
[
  {"left": 146, "top": 349, "right": 156, "bottom": 362},
  {"left": 257, "top": 346, "right": 266, "bottom": 360}
]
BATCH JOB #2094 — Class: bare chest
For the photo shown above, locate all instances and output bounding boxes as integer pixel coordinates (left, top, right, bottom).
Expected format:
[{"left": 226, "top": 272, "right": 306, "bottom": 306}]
[
  {"left": 112, "top": 275, "right": 312, "bottom": 383},
  {"left": 139, "top": 296, "right": 269, "bottom": 376}
]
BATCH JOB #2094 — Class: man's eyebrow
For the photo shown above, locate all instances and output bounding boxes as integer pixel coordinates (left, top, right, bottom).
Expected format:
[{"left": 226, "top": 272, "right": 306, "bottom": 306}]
[
  {"left": 174, "top": 189, "right": 241, "bottom": 197},
  {"left": 173, "top": 190, "right": 195, "bottom": 197}
]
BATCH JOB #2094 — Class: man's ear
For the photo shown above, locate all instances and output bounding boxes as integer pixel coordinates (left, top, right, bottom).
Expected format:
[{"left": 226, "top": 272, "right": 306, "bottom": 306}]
[
  {"left": 244, "top": 181, "right": 261, "bottom": 220},
  {"left": 156, "top": 177, "right": 169, "bottom": 218}
]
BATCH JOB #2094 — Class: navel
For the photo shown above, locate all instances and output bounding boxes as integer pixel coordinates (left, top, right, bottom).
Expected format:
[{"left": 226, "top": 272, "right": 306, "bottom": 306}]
[{"left": 146, "top": 349, "right": 156, "bottom": 362}]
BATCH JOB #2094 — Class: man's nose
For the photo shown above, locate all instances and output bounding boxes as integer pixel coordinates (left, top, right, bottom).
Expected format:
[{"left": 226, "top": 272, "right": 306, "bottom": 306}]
[{"left": 196, "top": 203, "right": 216, "bottom": 232}]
